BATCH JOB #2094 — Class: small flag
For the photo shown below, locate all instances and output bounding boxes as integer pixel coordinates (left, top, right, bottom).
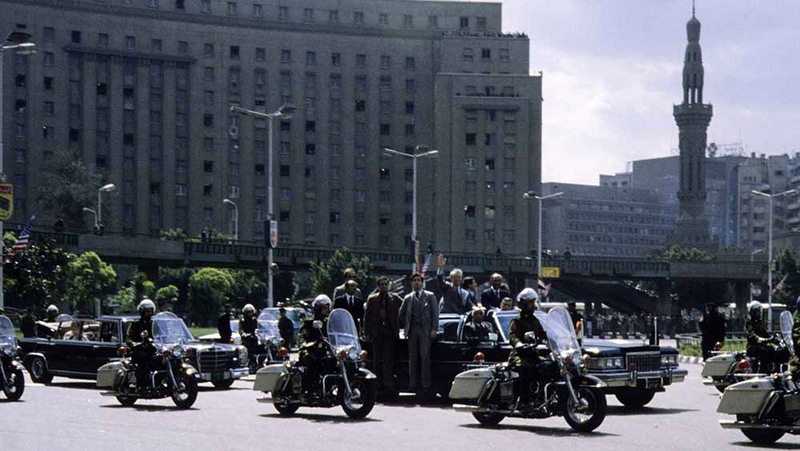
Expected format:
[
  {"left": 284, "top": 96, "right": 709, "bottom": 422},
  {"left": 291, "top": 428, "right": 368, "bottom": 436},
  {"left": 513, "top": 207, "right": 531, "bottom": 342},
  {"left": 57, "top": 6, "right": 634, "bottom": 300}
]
[
  {"left": 537, "top": 277, "right": 551, "bottom": 296},
  {"left": 774, "top": 275, "right": 788, "bottom": 294},
  {"left": 8, "top": 219, "right": 33, "bottom": 258},
  {"left": 420, "top": 253, "right": 432, "bottom": 274}
]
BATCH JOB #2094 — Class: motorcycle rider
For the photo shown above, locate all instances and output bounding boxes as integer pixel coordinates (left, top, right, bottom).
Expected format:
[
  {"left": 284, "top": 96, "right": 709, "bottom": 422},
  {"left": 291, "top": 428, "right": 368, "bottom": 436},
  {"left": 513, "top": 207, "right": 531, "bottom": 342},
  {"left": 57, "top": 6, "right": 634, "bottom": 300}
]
[
  {"left": 746, "top": 301, "right": 788, "bottom": 372},
  {"left": 297, "top": 318, "right": 332, "bottom": 391},
  {"left": 45, "top": 304, "right": 59, "bottom": 322},
  {"left": 239, "top": 304, "right": 259, "bottom": 367},
  {"left": 790, "top": 298, "right": 800, "bottom": 381},
  {"left": 508, "top": 288, "right": 549, "bottom": 406},
  {"left": 312, "top": 295, "right": 332, "bottom": 338},
  {"left": 127, "top": 299, "right": 156, "bottom": 393}
]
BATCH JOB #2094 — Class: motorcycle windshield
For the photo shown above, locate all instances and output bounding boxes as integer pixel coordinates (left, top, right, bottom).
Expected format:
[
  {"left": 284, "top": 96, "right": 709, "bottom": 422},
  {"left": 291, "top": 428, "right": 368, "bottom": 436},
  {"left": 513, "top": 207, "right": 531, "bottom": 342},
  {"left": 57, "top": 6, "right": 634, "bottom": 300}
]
[
  {"left": 327, "top": 309, "right": 360, "bottom": 351},
  {"left": 152, "top": 312, "right": 194, "bottom": 345},
  {"left": 781, "top": 310, "right": 795, "bottom": 357},
  {"left": 257, "top": 319, "right": 281, "bottom": 342},
  {"left": 0, "top": 316, "right": 15, "bottom": 347},
  {"left": 535, "top": 307, "right": 580, "bottom": 358},
  {"left": 258, "top": 310, "right": 280, "bottom": 322}
]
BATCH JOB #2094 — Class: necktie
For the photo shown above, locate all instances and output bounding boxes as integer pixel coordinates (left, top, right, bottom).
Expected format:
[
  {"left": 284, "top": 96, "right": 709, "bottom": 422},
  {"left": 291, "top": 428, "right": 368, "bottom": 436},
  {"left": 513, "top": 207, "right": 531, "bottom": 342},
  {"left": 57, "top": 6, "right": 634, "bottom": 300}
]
[{"left": 348, "top": 295, "right": 353, "bottom": 308}]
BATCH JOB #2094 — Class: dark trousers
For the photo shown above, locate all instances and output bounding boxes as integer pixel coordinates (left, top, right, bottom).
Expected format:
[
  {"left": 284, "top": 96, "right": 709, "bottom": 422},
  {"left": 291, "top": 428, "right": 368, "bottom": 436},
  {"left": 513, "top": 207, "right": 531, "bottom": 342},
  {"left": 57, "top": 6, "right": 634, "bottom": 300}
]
[{"left": 373, "top": 326, "right": 397, "bottom": 393}]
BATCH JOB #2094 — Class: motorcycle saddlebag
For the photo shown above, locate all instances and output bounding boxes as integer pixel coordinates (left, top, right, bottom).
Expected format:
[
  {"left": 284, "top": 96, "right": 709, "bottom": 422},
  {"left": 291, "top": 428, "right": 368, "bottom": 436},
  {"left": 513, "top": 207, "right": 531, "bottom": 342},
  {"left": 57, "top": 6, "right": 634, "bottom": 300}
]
[
  {"left": 701, "top": 354, "right": 735, "bottom": 378},
  {"left": 717, "top": 378, "right": 773, "bottom": 415},
  {"left": 253, "top": 363, "right": 287, "bottom": 393},
  {"left": 449, "top": 367, "right": 493, "bottom": 401},
  {"left": 783, "top": 392, "right": 800, "bottom": 417},
  {"left": 96, "top": 361, "right": 125, "bottom": 388}
]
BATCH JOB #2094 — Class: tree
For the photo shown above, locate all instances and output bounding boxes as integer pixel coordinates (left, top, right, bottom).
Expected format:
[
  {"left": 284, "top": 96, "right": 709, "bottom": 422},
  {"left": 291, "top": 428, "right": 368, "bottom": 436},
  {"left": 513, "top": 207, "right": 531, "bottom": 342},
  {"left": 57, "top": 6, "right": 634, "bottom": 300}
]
[
  {"left": 2, "top": 233, "right": 73, "bottom": 309},
  {"left": 657, "top": 244, "right": 716, "bottom": 263},
  {"left": 775, "top": 249, "right": 800, "bottom": 305},
  {"left": 189, "top": 268, "right": 234, "bottom": 324},
  {"left": 310, "top": 248, "right": 376, "bottom": 297},
  {"left": 36, "top": 148, "right": 103, "bottom": 230},
  {"left": 155, "top": 285, "right": 180, "bottom": 308},
  {"left": 274, "top": 269, "right": 299, "bottom": 305},
  {"left": 227, "top": 269, "right": 267, "bottom": 309},
  {"left": 64, "top": 252, "right": 117, "bottom": 313}
]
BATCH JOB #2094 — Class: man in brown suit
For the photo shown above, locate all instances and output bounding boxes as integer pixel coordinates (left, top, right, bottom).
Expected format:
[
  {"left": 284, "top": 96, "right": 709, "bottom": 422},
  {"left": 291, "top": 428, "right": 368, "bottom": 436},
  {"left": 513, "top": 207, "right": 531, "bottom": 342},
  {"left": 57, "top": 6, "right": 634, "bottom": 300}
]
[{"left": 364, "top": 277, "right": 402, "bottom": 399}]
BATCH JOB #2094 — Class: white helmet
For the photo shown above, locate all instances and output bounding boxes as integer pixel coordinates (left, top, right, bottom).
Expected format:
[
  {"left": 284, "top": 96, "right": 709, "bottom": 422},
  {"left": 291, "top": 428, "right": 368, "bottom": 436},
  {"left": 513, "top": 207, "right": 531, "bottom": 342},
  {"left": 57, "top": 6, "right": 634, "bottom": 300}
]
[
  {"left": 138, "top": 299, "right": 156, "bottom": 314},
  {"left": 47, "top": 304, "right": 59, "bottom": 314},
  {"left": 748, "top": 301, "right": 762, "bottom": 314},
  {"left": 313, "top": 294, "right": 332, "bottom": 309},
  {"left": 517, "top": 287, "right": 539, "bottom": 303},
  {"left": 243, "top": 304, "right": 256, "bottom": 314}
]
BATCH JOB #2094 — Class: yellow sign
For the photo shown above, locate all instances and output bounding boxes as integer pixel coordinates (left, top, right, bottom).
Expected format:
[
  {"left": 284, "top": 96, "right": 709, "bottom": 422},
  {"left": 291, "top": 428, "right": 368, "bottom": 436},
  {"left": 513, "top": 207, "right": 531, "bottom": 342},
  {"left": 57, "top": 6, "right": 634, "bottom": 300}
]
[
  {"left": 0, "top": 184, "right": 13, "bottom": 221},
  {"left": 541, "top": 267, "right": 561, "bottom": 279}
]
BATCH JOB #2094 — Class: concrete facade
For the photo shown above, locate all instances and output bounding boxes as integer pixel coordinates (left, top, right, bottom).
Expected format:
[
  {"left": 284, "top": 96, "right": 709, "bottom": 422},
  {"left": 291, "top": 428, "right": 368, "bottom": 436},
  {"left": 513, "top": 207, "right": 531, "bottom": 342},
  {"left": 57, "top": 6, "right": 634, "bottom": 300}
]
[{"left": 1, "top": 0, "right": 541, "bottom": 254}]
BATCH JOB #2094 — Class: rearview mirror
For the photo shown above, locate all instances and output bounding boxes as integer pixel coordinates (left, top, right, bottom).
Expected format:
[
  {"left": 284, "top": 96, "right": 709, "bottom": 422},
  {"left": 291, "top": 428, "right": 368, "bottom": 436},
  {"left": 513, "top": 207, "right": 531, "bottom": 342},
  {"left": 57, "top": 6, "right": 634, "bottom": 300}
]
[{"left": 488, "top": 333, "right": 499, "bottom": 342}]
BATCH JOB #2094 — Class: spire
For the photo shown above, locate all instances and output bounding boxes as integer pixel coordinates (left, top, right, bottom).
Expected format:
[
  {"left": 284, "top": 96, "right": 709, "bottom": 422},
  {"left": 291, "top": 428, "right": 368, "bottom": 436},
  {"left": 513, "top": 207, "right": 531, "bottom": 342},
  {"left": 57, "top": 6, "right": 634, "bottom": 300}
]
[
  {"left": 682, "top": 6, "right": 704, "bottom": 104},
  {"left": 692, "top": 0, "right": 696, "bottom": 18}
]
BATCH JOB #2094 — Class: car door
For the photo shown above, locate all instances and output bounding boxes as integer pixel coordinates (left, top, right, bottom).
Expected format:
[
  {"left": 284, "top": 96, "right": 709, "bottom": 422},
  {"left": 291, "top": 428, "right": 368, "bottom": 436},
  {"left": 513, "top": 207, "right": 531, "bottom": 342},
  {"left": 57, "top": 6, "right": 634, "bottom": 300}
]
[
  {"left": 49, "top": 320, "right": 84, "bottom": 374},
  {"left": 432, "top": 318, "right": 466, "bottom": 386},
  {"left": 85, "top": 320, "right": 122, "bottom": 375}
]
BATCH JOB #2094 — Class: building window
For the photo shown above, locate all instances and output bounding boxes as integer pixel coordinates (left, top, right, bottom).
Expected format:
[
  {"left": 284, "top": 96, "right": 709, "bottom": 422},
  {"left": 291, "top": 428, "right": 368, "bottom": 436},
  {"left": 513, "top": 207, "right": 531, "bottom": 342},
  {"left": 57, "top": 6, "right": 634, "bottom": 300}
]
[
  {"left": 460, "top": 16, "right": 469, "bottom": 29},
  {"left": 485, "top": 159, "right": 495, "bottom": 170},
  {"left": 329, "top": 10, "right": 339, "bottom": 24},
  {"left": 43, "top": 27, "right": 54, "bottom": 40},
  {"left": 203, "top": 90, "right": 214, "bottom": 105},
  {"left": 203, "top": 161, "right": 214, "bottom": 173},
  {"left": 380, "top": 124, "right": 390, "bottom": 136},
  {"left": 464, "top": 158, "right": 476, "bottom": 170},
  {"left": 503, "top": 230, "right": 515, "bottom": 243},
  {"left": 44, "top": 101, "right": 54, "bottom": 116},
  {"left": 175, "top": 0, "right": 185, "bottom": 10},
  {"left": 379, "top": 13, "right": 389, "bottom": 26},
  {"left": 175, "top": 184, "right": 187, "bottom": 196},
  {"left": 203, "top": 43, "right": 214, "bottom": 58},
  {"left": 356, "top": 54, "right": 366, "bottom": 68},
  {"left": 204, "top": 207, "right": 213, "bottom": 221},
  {"left": 148, "top": 0, "right": 158, "bottom": 8},
  {"left": 13, "top": 124, "right": 26, "bottom": 138},
  {"left": 281, "top": 49, "right": 291, "bottom": 63},
  {"left": 305, "top": 143, "right": 316, "bottom": 155},
  {"left": 125, "top": 36, "right": 135, "bottom": 50},
  {"left": 405, "top": 124, "right": 415, "bottom": 136},
  {"left": 355, "top": 190, "right": 366, "bottom": 203},
  {"left": 71, "top": 30, "right": 81, "bottom": 44},
  {"left": 252, "top": 3, "right": 263, "bottom": 17},
  {"left": 405, "top": 57, "right": 416, "bottom": 70},
  {"left": 254, "top": 47, "right": 266, "bottom": 62},
  {"left": 465, "top": 229, "right": 476, "bottom": 242},
  {"left": 380, "top": 55, "right": 390, "bottom": 70},
  {"left": 403, "top": 14, "right": 413, "bottom": 28},
  {"left": 227, "top": 2, "right": 237, "bottom": 15},
  {"left": 98, "top": 33, "right": 109, "bottom": 47},
  {"left": 278, "top": 6, "right": 288, "bottom": 20},
  {"left": 465, "top": 133, "right": 476, "bottom": 146},
  {"left": 306, "top": 51, "right": 316, "bottom": 66},
  {"left": 481, "top": 48, "right": 491, "bottom": 60},
  {"left": 280, "top": 165, "right": 290, "bottom": 177},
  {"left": 428, "top": 15, "right": 438, "bottom": 27},
  {"left": 303, "top": 8, "right": 314, "bottom": 22},
  {"left": 178, "top": 41, "right": 188, "bottom": 53},
  {"left": 201, "top": 0, "right": 211, "bottom": 13},
  {"left": 230, "top": 46, "right": 239, "bottom": 59},
  {"left": 477, "top": 17, "right": 487, "bottom": 31},
  {"left": 485, "top": 206, "right": 496, "bottom": 219},
  {"left": 203, "top": 67, "right": 214, "bottom": 81},
  {"left": 43, "top": 52, "right": 54, "bottom": 66},
  {"left": 203, "top": 137, "right": 214, "bottom": 151},
  {"left": 152, "top": 39, "right": 162, "bottom": 52},
  {"left": 500, "top": 48, "right": 510, "bottom": 62},
  {"left": 462, "top": 48, "right": 474, "bottom": 62}
]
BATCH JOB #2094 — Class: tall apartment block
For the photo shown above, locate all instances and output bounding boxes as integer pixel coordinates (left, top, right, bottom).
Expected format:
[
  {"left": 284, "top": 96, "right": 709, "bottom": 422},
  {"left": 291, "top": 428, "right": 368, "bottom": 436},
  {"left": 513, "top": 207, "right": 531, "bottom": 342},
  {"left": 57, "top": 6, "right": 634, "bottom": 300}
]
[{"left": 1, "top": 0, "right": 541, "bottom": 254}]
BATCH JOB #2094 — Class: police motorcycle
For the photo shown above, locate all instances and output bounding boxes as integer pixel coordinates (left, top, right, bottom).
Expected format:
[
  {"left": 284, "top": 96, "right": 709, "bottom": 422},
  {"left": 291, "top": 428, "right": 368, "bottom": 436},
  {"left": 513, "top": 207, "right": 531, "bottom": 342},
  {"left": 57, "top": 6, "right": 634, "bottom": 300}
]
[
  {"left": 244, "top": 310, "right": 286, "bottom": 373},
  {"left": 717, "top": 311, "right": 800, "bottom": 444},
  {"left": 702, "top": 345, "right": 759, "bottom": 393},
  {"left": 451, "top": 307, "right": 607, "bottom": 432},
  {"left": 97, "top": 312, "right": 199, "bottom": 409},
  {"left": 0, "top": 314, "right": 25, "bottom": 401},
  {"left": 254, "top": 308, "right": 377, "bottom": 419}
]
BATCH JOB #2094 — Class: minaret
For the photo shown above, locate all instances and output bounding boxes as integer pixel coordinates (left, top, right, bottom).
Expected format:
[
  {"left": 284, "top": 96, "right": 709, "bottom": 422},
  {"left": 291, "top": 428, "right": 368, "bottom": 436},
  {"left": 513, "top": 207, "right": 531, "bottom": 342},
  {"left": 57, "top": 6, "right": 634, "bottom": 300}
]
[{"left": 669, "top": 5, "right": 716, "bottom": 249}]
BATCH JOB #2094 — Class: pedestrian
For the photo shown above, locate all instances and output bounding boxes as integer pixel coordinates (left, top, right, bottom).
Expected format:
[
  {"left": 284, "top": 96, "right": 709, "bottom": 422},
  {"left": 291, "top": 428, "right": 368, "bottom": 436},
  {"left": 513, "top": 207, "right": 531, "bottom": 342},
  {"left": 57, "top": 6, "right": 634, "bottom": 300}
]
[
  {"left": 364, "top": 277, "right": 402, "bottom": 399},
  {"left": 333, "top": 279, "right": 365, "bottom": 332},
  {"left": 436, "top": 253, "right": 477, "bottom": 314},
  {"left": 278, "top": 307, "right": 295, "bottom": 348},
  {"left": 399, "top": 273, "right": 439, "bottom": 398},
  {"left": 699, "top": 304, "right": 726, "bottom": 360},
  {"left": 499, "top": 297, "right": 515, "bottom": 311},
  {"left": 333, "top": 267, "right": 363, "bottom": 301},
  {"left": 218, "top": 304, "right": 233, "bottom": 344},
  {"left": 20, "top": 307, "right": 37, "bottom": 338},
  {"left": 481, "top": 273, "right": 510, "bottom": 309}
]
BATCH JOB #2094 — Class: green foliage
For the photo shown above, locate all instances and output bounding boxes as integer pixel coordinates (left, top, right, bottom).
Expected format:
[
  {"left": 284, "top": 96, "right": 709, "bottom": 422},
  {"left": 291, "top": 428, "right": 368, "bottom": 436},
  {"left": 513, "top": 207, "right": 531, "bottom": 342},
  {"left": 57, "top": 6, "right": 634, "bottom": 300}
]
[
  {"left": 36, "top": 148, "right": 103, "bottom": 229},
  {"left": 657, "top": 244, "right": 716, "bottom": 263},
  {"left": 274, "top": 269, "right": 299, "bottom": 305},
  {"left": 775, "top": 249, "right": 800, "bottom": 305},
  {"left": 112, "top": 285, "right": 138, "bottom": 313},
  {"left": 310, "top": 248, "right": 376, "bottom": 297},
  {"left": 155, "top": 284, "right": 180, "bottom": 306},
  {"left": 2, "top": 233, "right": 72, "bottom": 309},
  {"left": 189, "top": 268, "right": 234, "bottom": 323},
  {"left": 227, "top": 269, "right": 267, "bottom": 308},
  {"left": 64, "top": 252, "right": 117, "bottom": 312},
  {"left": 160, "top": 228, "right": 188, "bottom": 240}
]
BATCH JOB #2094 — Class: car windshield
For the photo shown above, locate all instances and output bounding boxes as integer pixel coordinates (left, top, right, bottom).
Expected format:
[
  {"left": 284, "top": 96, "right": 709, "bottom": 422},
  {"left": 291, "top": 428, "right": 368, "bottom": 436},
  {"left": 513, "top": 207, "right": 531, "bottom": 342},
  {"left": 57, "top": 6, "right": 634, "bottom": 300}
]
[
  {"left": 494, "top": 311, "right": 516, "bottom": 342},
  {"left": 781, "top": 310, "right": 794, "bottom": 357},
  {"left": 327, "top": 308, "right": 360, "bottom": 351},
  {"left": 0, "top": 315, "right": 15, "bottom": 346},
  {"left": 152, "top": 312, "right": 194, "bottom": 345},
  {"left": 535, "top": 307, "right": 580, "bottom": 358}
]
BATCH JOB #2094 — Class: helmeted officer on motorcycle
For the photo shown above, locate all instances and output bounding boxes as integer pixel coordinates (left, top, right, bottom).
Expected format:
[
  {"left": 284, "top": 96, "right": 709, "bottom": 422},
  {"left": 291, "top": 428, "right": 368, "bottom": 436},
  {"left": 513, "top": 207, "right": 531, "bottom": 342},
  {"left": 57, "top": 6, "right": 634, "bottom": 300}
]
[
  {"left": 127, "top": 299, "right": 156, "bottom": 392},
  {"left": 311, "top": 294, "right": 332, "bottom": 338},
  {"left": 746, "top": 301, "right": 788, "bottom": 373},
  {"left": 508, "top": 288, "right": 552, "bottom": 406},
  {"left": 297, "top": 317, "right": 333, "bottom": 391},
  {"left": 240, "top": 304, "right": 259, "bottom": 366}
]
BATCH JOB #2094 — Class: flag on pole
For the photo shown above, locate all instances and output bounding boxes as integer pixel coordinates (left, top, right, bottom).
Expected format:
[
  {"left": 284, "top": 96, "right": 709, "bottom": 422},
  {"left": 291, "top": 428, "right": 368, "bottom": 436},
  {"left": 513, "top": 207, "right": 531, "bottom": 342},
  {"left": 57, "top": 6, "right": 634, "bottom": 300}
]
[
  {"left": 420, "top": 253, "right": 432, "bottom": 274},
  {"left": 537, "top": 277, "right": 551, "bottom": 297},
  {"left": 8, "top": 219, "right": 33, "bottom": 258}
]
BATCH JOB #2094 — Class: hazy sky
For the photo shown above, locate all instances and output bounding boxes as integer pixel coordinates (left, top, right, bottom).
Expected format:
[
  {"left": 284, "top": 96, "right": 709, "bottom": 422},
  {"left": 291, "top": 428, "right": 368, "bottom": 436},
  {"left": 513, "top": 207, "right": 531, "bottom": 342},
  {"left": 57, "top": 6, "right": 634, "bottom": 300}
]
[{"left": 497, "top": 0, "right": 800, "bottom": 185}]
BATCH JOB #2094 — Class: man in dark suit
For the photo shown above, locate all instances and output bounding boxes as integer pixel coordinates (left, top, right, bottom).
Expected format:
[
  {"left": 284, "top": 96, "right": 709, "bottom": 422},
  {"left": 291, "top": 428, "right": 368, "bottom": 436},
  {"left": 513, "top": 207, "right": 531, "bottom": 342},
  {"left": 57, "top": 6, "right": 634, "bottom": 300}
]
[
  {"left": 333, "top": 267, "right": 363, "bottom": 301},
  {"left": 480, "top": 273, "right": 510, "bottom": 310},
  {"left": 333, "top": 280, "right": 365, "bottom": 332},
  {"left": 364, "top": 277, "right": 402, "bottom": 398},
  {"left": 436, "top": 253, "right": 477, "bottom": 314},
  {"left": 399, "top": 273, "right": 439, "bottom": 396},
  {"left": 217, "top": 304, "right": 233, "bottom": 344}
]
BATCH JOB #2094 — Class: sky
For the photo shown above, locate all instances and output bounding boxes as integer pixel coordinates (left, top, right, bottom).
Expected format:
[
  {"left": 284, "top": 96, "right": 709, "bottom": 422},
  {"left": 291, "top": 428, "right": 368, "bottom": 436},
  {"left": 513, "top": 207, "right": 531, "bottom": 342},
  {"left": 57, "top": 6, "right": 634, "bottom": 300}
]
[{"left": 497, "top": 0, "right": 800, "bottom": 185}]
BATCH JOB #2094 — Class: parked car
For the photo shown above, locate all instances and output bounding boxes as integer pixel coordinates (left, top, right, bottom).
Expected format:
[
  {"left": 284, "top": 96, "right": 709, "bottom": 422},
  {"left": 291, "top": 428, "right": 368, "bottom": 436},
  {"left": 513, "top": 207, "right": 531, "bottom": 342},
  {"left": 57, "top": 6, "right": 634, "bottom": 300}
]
[
  {"left": 19, "top": 313, "right": 249, "bottom": 389},
  {"left": 363, "top": 309, "right": 686, "bottom": 407}
]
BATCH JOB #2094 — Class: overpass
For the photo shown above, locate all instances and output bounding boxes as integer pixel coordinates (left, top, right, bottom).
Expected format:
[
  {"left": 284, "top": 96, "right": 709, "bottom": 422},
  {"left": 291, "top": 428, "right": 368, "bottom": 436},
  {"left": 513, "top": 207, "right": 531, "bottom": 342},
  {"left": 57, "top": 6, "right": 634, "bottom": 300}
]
[{"left": 21, "top": 229, "right": 762, "bottom": 314}]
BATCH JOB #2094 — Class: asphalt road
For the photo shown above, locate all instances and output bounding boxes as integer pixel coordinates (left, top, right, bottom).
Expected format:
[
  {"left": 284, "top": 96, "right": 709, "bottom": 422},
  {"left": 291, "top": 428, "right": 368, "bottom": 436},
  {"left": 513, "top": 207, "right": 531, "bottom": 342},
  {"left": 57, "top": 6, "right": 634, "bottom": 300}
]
[{"left": 2, "top": 363, "right": 798, "bottom": 451}]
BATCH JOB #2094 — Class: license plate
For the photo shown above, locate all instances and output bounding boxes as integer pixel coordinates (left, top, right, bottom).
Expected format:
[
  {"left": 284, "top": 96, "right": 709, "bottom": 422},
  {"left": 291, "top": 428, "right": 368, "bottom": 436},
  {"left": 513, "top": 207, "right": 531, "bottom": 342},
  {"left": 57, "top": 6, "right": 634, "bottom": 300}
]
[{"left": 645, "top": 378, "right": 661, "bottom": 389}]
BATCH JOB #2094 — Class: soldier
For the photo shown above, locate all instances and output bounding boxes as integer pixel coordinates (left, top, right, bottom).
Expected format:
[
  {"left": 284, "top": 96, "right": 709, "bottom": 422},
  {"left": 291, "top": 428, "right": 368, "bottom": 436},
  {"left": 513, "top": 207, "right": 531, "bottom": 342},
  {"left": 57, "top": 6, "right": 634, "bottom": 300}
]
[{"left": 508, "top": 288, "right": 549, "bottom": 406}]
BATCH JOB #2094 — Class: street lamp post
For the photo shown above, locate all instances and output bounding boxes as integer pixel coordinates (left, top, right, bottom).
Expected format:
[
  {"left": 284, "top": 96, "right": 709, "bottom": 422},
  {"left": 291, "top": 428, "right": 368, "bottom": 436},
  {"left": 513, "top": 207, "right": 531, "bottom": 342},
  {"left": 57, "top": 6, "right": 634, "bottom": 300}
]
[
  {"left": 751, "top": 188, "right": 797, "bottom": 331},
  {"left": 223, "top": 198, "right": 239, "bottom": 241},
  {"left": 383, "top": 146, "right": 439, "bottom": 273},
  {"left": 523, "top": 191, "right": 564, "bottom": 277},
  {"left": 0, "top": 33, "right": 36, "bottom": 310},
  {"left": 82, "top": 207, "right": 98, "bottom": 228},
  {"left": 97, "top": 183, "right": 115, "bottom": 230},
  {"left": 230, "top": 104, "right": 296, "bottom": 308}
]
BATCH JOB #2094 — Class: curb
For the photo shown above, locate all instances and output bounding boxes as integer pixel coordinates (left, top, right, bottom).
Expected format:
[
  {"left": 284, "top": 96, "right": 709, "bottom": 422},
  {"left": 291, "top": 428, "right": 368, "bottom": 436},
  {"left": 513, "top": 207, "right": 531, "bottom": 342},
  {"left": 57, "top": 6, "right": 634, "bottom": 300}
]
[{"left": 679, "top": 355, "right": 703, "bottom": 364}]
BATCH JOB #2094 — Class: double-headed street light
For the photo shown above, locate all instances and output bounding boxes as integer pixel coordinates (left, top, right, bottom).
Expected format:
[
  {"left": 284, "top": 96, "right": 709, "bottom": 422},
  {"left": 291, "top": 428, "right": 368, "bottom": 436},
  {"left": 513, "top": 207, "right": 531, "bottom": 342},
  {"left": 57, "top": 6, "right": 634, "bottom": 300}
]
[
  {"left": 223, "top": 198, "right": 239, "bottom": 241},
  {"left": 383, "top": 146, "right": 439, "bottom": 273},
  {"left": 751, "top": 188, "right": 797, "bottom": 331},
  {"left": 97, "top": 183, "right": 115, "bottom": 229},
  {"left": 523, "top": 191, "right": 564, "bottom": 277},
  {"left": 0, "top": 32, "right": 36, "bottom": 309},
  {"left": 230, "top": 103, "right": 296, "bottom": 308}
]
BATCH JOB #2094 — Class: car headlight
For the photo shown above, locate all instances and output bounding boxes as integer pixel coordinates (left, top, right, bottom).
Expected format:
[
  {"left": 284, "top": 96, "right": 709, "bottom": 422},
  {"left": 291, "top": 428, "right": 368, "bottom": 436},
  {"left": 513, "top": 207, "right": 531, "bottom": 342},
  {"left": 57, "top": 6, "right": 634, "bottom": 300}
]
[
  {"left": 172, "top": 345, "right": 185, "bottom": 359},
  {"left": 238, "top": 346, "right": 248, "bottom": 361},
  {"left": 612, "top": 357, "right": 623, "bottom": 369},
  {"left": 0, "top": 344, "right": 13, "bottom": 357},
  {"left": 348, "top": 347, "right": 359, "bottom": 361}
]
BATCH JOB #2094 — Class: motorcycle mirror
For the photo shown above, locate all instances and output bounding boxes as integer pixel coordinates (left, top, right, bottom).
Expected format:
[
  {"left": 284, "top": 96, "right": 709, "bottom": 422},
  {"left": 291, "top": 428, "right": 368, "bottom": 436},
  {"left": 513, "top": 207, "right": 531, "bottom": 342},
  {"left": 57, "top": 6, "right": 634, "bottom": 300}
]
[
  {"left": 524, "top": 331, "right": 537, "bottom": 342},
  {"left": 488, "top": 333, "right": 499, "bottom": 342},
  {"left": 141, "top": 330, "right": 149, "bottom": 339},
  {"left": 313, "top": 320, "right": 323, "bottom": 330}
]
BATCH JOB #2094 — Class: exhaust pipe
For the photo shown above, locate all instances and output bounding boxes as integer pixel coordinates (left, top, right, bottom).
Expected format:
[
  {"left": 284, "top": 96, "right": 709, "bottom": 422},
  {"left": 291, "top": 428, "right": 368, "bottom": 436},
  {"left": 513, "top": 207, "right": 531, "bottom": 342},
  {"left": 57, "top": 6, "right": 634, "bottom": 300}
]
[
  {"left": 720, "top": 420, "right": 800, "bottom": 431},
  {"left": 453, "top": 404, "right": 516, "bottom": 415}
]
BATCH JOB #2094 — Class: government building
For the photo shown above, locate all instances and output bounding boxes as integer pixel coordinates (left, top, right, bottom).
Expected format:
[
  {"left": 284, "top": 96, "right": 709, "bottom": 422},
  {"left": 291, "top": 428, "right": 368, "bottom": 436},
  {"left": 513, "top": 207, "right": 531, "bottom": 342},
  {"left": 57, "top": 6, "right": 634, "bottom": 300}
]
[{"left": 1, "top": 0, "right": 541, "bottom": 254}]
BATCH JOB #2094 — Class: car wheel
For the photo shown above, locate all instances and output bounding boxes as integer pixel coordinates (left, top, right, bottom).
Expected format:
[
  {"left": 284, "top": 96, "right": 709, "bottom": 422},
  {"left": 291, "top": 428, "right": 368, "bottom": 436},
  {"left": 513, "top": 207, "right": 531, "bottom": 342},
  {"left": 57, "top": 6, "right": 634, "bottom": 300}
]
[
  {"left": 2, "top": 369, "right": 25, "bottom": 401},
  {"left": 472, "top": 412, "right": 505, "bottom": 426},
  {"left": 211, "top": 379, "right": 235, "bottom": 390},
  {"left": 28, "top": 357, "right": 53, "bottom": 384},
  {"left": 742, "top": 428, "right": 785, "bottom": 444},
  {"left": 615, "top": 390, "right": 656, "bottom": 408}
]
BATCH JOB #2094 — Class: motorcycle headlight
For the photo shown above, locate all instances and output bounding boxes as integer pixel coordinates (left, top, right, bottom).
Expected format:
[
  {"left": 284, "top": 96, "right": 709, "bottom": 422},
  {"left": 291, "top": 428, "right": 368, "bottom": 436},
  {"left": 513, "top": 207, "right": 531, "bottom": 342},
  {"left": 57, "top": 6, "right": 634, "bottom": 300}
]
[
  {"left": 238, "top": 346, "right": 248, "bottom": 361},
  {"left": 0, "top": 344, "right": 13, "bottom": 357},
  {"left": 348, "top": 347, "right": 359, "bottom": 361},
  {"left": 172, "top": 345, "right": 185, "bottom": 359}
]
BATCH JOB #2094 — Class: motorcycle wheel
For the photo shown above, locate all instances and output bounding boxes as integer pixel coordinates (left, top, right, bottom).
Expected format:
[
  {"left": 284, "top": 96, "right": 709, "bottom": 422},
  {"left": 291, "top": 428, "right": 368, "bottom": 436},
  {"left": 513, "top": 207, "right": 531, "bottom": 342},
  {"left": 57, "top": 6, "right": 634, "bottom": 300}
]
[
  {"left": 615, "top": 390, "right": 656, "bottom": 408},
  {"left": 28, "top": 357, "right": 53, "bottom": 384},
  {"left": 116, "top": 395, "right": 138, "bottom": 407},
  {"left": 170, "top": 373, "right": 198, "bottom": 409},
  {"left": 211, "top": 379, "right": 234, "bottom": 390},
  {"left": 564, "top": 386, "right": 607, "bottom": 433},
  {"left": 274, "top": 401, "right": 299, "bottom": 416},
  {"left": 741, "top": 429, "right": 785, "bottom": 444},
  {"left": 472, "top": 412, "right": 505, "bottom": 426},
  {"left": 2, "top": 369, "right": 25, "bottom": 401},
  {"left": 341, "top": 378, "right": 377, "bottom": 420}
]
